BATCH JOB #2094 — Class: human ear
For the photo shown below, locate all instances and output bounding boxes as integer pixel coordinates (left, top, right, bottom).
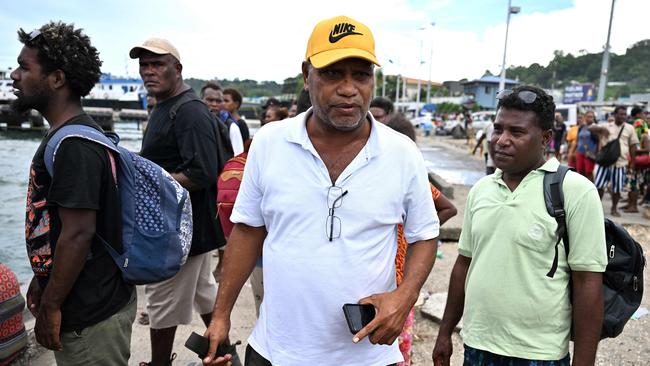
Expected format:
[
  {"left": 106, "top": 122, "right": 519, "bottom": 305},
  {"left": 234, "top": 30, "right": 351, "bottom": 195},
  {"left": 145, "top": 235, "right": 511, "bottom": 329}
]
[
  {"left": 301, "top": 61, "right": 311, "bottom": 91},
  {"left": 48, "top": 69, "right": 66, "bottom": 90},
  {"left": 541, "top": 129, "right": 553, "bottom": 149}
]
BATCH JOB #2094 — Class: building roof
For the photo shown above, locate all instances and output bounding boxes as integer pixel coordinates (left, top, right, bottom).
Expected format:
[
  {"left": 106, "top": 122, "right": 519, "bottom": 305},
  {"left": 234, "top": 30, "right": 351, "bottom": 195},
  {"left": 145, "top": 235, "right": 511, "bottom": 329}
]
[
  {"left": 400, "top": 76, "right": 443, "bottom": 87},
  {"left": 463, "top": 75, "right": 519, "bottom": 85}
]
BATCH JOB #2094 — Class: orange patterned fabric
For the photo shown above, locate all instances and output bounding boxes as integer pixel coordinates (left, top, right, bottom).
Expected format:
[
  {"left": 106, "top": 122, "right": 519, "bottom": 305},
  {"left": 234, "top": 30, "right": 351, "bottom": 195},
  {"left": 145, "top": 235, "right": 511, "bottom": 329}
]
[
  {"left": 0, "top": 264, "right": 27, "bottom": 365},
  {"left": 395, "top": 184, "right": 440, "bottom": 366},
  {"left": 395, "top": 184, "right": 440, "bottom": 284}
]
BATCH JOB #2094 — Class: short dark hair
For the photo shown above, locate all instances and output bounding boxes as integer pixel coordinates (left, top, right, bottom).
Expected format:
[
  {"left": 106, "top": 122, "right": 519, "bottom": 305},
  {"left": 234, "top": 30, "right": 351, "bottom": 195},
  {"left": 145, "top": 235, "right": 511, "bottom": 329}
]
[
  {"left": 614, "top": 105, "right": 627, "bottom": 115},
  {"left": 631, "top": 106, "right": 644, "bottom": 118},
  {"left": 201, "top": 82, "right": 222, "bottom": 97},
  {"left": 268, "top": 106, "right": 289, "bottom": 120},
  {"left": 263, "top": 97, "right": 281, "bottom": 108},
  {"left": 496, "top": 85, "right": 555, "bottom": 130},
  {"left": 386, "top": 113, "right": 416, "bottom": 142},
  {"left": 223, "top": 88, "right": 242, "bottom": 109},
  {"left": 370, "top": 97, "right": 394, "bottom": 115},
  {"left": 18, "top": 21, "right": 102, "bottom": 98},
  {"left": 296, "top": 89, "right": 311, "bottom": 114}
]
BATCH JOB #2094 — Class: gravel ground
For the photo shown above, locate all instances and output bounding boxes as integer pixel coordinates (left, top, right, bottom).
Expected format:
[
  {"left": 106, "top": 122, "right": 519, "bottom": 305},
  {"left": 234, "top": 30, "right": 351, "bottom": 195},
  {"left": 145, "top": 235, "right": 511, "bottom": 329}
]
[{"left": 409, "top": 193, "right": 650, "bottom": 366}]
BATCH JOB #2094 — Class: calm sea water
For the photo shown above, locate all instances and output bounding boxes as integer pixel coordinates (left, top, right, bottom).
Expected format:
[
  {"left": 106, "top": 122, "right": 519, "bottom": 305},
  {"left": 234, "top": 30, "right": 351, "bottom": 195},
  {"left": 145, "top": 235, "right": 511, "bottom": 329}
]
[{"left": 0, "top": 121, "right": 144, "bottom": 286}]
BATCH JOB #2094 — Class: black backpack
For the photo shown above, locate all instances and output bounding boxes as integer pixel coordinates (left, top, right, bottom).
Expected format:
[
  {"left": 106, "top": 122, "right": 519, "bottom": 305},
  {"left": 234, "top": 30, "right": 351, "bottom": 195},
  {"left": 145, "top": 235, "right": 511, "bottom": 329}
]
[
  {"left": 169, "top": 91, "right": 234, "bottom": 173},
  {"left": 544, "top": 165, "right": 645, "bottom": 339},
  {"left": 594, "top": 125, "right": 624, "bottom": 167}
]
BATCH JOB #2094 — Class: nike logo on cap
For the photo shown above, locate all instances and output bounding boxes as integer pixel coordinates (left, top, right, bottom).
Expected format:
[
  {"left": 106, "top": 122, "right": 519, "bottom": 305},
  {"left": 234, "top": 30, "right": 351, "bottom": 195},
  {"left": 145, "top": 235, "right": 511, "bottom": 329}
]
[{"left": 329, "top": 22, "right": 363, "bottom": 43}]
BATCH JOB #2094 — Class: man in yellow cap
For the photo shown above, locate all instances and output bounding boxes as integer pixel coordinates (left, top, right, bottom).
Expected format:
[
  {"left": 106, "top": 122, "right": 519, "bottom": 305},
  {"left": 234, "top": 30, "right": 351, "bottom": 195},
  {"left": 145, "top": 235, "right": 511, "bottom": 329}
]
[
  {"left": 202, "top": 16, "right": 439, "bottom": 366},
  {"left": 129, "top": 37, "right": 235, "bottom": 366}
]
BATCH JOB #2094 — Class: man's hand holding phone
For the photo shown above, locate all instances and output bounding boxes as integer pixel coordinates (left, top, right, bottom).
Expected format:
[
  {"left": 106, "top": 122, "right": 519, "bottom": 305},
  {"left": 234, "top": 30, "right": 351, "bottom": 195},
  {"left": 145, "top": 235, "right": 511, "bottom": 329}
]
[
  {"left": 351, "top": 289, "right": 414, "bottom": 346},
  {"left": 201, "top": 317, "right": 232, "bottom": 366}
]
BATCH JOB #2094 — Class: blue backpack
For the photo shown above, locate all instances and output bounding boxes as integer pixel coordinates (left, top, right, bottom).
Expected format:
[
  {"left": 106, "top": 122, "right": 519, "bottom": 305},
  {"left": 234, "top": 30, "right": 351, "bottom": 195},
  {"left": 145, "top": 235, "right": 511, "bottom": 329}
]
[{"left": 44, "top": 124, "right": 193, "bottom": 285}]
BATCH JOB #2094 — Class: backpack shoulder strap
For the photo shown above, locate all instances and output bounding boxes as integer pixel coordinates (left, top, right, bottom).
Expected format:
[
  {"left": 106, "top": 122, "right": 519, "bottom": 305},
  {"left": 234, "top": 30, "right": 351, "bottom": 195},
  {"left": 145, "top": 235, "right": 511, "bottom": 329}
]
[
  {"left": 544, "top": 164, "right": 571, "bottom": 278},
  {"left": 615, "top": 124, "right": 625, "bottom": 140},
  {"left": 169, "top": 91, "right": 202, "bottom": 121},
  {"left": 44, "top": 124, "right": 119, "bottom": 177}
]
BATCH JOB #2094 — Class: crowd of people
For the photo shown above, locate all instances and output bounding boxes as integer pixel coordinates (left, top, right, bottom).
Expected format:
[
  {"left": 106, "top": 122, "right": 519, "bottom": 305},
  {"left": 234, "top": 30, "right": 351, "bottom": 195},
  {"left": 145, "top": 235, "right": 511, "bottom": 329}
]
[
  {"left": 539, "top": 106, "right": 650, "bottom": 217},
  {"left": 3, "top": 14, "right": 633, "bottom": 366},
  {"left": 471, "top": 101, "right": 650, "bottom": 219}
]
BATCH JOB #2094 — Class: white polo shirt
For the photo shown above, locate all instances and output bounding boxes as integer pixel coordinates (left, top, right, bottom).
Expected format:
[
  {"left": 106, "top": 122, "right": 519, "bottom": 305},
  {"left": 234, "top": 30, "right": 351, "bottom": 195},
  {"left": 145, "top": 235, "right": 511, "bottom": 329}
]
[{"left": 231, "top": 109, "right": 439, "bottom": 366}]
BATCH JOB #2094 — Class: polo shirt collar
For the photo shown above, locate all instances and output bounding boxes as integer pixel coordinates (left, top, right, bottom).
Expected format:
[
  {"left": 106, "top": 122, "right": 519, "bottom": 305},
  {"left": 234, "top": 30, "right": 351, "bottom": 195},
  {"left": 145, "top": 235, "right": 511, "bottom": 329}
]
[
  {"left": 492, "top": 157, "right": 560, "bottom": 182},
  {"left": 538, "top": 158, "right": 560, "bottom": 173},
  {"left": 285, "top": 107, "right": 382, "bottom": 159}
]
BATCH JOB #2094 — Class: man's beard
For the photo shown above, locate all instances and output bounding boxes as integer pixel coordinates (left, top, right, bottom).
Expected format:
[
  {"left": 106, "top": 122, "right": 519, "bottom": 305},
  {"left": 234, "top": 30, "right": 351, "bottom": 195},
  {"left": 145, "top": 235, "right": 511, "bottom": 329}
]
[
  {"left": 11, "top": 89, "right": 50, "bottom": 114},
  {"left": 313, "top": 107, "right": 365, "bottom": 132}
]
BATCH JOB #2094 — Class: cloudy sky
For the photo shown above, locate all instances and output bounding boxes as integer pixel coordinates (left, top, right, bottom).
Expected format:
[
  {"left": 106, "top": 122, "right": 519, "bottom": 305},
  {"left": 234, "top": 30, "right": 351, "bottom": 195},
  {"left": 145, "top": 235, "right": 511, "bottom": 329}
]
[{"left": 1, "top": 0, "right": 649, "bottom": 83}]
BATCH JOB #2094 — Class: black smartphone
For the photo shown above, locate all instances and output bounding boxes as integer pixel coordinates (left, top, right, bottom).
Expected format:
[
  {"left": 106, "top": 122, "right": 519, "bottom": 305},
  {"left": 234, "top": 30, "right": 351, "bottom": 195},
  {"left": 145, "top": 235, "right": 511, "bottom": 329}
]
[
  {"left": 185, "top": 332, "right": 210, "bottom": 359},
  {"left": 342, "top": 303, "right": 376, "bottom": 334},
  {"left": 184, "top": 332, "right": 237, "bottom": 359}
]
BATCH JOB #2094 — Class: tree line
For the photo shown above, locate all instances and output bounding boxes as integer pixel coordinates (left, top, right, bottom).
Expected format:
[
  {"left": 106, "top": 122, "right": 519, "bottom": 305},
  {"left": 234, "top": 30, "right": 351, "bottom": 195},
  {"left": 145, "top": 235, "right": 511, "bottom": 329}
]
[
  {"left": 182, "top": 39, "right": 650, "bottom": 102},
  {"left": 184, "top": 75, "right": 304, "bottom": 100},
  {"left": 507, "top": 39, "right": 650, "bottom": 99}
]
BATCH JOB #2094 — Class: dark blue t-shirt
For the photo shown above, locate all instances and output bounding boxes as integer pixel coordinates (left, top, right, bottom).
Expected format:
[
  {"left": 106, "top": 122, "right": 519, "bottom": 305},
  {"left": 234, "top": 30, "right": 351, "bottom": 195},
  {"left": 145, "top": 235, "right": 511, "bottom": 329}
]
[{"left": 577, "top": 125, "right": 598, "bottom": 155}]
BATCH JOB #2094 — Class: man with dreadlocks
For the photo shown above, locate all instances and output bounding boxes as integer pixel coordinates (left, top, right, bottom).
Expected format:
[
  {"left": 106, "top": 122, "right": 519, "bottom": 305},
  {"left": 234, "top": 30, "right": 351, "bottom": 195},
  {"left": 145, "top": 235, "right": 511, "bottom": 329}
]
[{"left": 12, "top": 22, "right": 135, "bottom": 365}]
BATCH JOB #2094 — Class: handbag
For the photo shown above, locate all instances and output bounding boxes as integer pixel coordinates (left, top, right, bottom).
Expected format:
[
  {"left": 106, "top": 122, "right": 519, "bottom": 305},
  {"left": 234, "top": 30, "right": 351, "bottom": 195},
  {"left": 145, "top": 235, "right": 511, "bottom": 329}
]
[{"left": 595, "top": 125, "right": 625, "bottom": 167}]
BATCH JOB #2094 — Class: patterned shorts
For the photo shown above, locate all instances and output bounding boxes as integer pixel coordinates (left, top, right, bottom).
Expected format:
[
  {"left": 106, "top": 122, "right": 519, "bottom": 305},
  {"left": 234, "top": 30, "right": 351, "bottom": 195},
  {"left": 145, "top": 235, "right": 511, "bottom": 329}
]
[
  {"left": 463, "top": 345, "right": 570, "bottom": 366},
  {"left": 594, "top": 165, "right": 626, "bottom": 194}
]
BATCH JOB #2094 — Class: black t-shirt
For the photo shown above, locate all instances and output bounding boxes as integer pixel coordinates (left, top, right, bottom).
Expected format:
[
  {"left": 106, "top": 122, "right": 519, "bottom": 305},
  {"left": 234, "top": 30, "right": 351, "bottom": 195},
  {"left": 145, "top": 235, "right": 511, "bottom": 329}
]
[
  {"left": 237, "top": 119, "right": 250, "bottom": 142},
  {"left": 215, "top": 114, "right": 235, "bottom": 160},
  {"left": 26, "top": 114, "right": 134, "bottom": 332},
  {"left": 553, "top": 123, "right": 567, "bottom": 145},
  {"left": 141, "top": 89, "right": 226, "bottom": 255}
]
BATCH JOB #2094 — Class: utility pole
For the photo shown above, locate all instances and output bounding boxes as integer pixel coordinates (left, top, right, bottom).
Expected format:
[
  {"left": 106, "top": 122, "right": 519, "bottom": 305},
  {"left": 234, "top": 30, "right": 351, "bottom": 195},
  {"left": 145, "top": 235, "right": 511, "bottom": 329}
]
[
  {"left": 597, "top": 0, "right": 616, "bottom": 102},
  {"left": 417, "top": 22, "right": 435, "bottom": 110},
  {"left": 395, "top": 75, "right": 400, "bottom": 103},
  {"left": 426, "top": 43, "right": 434, "bottom": 104},
  {"left": 499, "top": 0, "right": 520, "bottom": 92},
  {"left": 416, "top": 39, "right": 423, "bottom": 116}
]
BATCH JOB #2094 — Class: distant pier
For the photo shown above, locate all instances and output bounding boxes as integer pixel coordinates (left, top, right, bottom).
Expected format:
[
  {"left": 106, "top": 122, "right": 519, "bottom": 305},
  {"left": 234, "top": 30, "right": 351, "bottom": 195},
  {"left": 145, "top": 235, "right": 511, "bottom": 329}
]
[{"left": 0, "top": 103, "right": 148, "bottom": 132}]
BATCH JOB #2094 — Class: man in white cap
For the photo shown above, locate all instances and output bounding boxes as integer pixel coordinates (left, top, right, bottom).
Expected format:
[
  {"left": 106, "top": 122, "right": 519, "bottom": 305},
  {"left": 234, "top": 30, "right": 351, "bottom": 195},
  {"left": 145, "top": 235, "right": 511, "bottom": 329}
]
[
  {"left": 202, "top": 16, "right": 439, "bottom": 366},
  {"left": 129, "top": 38, "right": 235, "bottom": 366}
]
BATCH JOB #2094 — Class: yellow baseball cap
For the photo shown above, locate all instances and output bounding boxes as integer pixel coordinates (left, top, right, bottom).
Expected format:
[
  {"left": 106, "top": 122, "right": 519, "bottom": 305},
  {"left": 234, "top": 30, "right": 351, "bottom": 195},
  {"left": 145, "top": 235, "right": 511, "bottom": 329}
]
[
  {"left": 305, "top": 15, "right": 380, "bottom": 68},
  {"left": 129, "top": 37, "right": 181, "bottom": 62}
]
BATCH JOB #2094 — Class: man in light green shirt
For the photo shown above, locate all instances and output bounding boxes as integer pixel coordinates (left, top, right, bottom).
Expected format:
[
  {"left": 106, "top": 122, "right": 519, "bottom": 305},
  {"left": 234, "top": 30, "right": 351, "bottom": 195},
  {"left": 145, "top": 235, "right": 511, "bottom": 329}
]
[{"left": 433, "top": 86, "right": 607, "bottom": 366}]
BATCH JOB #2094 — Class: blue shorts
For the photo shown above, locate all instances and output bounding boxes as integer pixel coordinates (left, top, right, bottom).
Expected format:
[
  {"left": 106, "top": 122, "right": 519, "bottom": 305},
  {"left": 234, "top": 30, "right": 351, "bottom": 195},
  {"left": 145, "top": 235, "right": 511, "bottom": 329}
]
[{"left": 463, "top": 345, "right": 570, "bottom": 366}]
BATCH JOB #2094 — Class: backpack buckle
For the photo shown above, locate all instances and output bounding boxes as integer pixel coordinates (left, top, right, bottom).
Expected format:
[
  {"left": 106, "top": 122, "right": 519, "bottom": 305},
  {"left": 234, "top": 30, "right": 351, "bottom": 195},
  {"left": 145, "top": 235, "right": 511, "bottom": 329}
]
[{"left": 634, "top": 276, "right": 639, "bottom": 291}]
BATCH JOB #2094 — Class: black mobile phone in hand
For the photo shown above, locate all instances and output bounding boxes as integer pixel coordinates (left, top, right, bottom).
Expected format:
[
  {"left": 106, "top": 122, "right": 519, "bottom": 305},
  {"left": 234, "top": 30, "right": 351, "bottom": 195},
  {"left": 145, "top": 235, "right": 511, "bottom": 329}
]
[
  {"left": 185, "top": 332, "right": 210, "bottom": 359},
  {"left": 342, "top": 303, "right": 376, "bottom": 334},
  {"left": 184, "top": 332, "right": 236, "bottom": 359}
]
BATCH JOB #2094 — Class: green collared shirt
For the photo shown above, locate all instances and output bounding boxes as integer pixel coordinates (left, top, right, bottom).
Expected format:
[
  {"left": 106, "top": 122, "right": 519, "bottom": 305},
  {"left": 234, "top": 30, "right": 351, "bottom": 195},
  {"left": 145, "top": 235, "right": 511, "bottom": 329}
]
[{"left": 458, "top": 158, "right": 607, "bottom": 360}]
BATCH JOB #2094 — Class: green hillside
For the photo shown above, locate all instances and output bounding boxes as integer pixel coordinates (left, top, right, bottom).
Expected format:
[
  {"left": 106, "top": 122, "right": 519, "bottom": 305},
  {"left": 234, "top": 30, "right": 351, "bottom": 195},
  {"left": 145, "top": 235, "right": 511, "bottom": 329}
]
[
  {"left": 507, "top": 39, "right": 650, "bottom": 99},
  {"left": 185, "top": 74, "right": 303, "bottom": 100}
]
